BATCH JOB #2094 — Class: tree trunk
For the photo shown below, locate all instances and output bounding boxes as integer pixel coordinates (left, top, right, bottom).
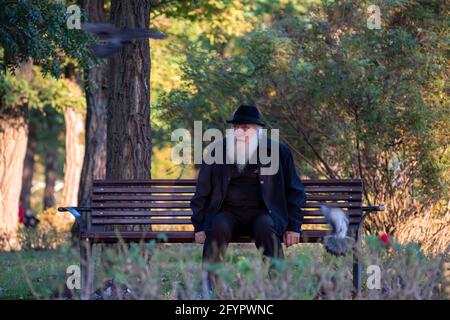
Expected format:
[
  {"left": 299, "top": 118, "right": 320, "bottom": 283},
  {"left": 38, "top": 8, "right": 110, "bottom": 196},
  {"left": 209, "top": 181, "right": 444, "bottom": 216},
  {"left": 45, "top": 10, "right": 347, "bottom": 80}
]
[
  {"left": 44, "top": 143, "right": 58, "bottom": 209},
  {"left": 106, "top": 0, "right": 152, "bottom": 180},
  {"left": 0, "top": 59, "right": 32, "bottom": 250},
  {"left": 20, "top": 120, "right": 37, "bottom": 213},
  {"left": 61, "top": 107, "right": 85, "bottom": 207},
  {"left": 78, "top": 0, "right": 108, "bottom": 207}
]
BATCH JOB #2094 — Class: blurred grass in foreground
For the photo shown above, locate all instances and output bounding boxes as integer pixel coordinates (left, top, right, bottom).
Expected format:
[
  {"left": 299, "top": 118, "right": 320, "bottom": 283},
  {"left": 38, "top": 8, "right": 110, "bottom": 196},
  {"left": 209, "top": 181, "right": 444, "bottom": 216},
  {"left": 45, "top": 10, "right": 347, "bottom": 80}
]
[{"left": 0, "top": 236, "right": 447, "bottom": 300}]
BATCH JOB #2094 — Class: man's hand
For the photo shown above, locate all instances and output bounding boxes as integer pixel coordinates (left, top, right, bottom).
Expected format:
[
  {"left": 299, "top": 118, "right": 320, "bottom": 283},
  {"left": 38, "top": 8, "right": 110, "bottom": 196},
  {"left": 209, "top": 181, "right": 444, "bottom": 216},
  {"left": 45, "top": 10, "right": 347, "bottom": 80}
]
[
  {"left": 195, "top": 231, "right": 206, "bottom": 244},
  {"left": 283, "top": 231, "right": 300, "bottom": 248}
]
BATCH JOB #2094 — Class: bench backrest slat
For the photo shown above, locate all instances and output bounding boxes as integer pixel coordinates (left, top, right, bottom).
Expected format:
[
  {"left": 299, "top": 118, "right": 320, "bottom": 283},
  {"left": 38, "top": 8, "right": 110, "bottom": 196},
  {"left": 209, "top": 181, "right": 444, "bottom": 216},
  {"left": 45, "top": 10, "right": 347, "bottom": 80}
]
[{"left": 92, "top": 194, "right": 361, "bottom": 202}]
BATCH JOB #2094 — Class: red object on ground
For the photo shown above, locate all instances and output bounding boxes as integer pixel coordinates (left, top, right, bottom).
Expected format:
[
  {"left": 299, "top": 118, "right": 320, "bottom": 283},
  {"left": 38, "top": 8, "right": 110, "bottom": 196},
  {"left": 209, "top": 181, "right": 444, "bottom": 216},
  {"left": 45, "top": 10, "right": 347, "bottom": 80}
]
[
  {"left": 18, "top": 205, "right": 25, "bottom": 224},
  {"left": 379, "top": 233, "right": 390, "bottom": 246}
]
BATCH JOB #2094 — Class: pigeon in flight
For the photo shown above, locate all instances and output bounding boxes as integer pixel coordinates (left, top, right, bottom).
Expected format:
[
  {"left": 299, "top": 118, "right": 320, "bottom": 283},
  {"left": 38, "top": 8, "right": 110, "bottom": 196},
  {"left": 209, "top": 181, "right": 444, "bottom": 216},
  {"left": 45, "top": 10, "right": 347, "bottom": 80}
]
[{"left": 81, "top": 23, "right": 167, "bottom": 58}]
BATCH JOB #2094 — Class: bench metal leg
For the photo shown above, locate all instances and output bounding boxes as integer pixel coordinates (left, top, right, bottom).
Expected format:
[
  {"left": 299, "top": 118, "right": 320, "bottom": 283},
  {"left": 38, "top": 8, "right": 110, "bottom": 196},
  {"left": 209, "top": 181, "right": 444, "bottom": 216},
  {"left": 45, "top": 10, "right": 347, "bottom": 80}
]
[
  {"left": 351, "top": 221, "right": 363, "bottom": 298},
  {"left": 351, "top": 208, "right": 384, "bottom": 298},
  {"left": 80, "top": 238, "right": 94, "bottom": 300},
  {"left": 353, "top": 252, "right": 362, "bottom": 297}
]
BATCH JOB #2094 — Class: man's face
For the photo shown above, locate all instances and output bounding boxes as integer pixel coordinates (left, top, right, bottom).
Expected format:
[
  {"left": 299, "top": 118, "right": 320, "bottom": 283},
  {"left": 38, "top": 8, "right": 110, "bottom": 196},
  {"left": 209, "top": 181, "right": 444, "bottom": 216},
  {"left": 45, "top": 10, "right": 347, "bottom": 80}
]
[
  {"left": 232, "top": 123, "right": 260, "bottom": 142},
  {"left": 228, "top": 123, "right": 260, "bottom": 168}
]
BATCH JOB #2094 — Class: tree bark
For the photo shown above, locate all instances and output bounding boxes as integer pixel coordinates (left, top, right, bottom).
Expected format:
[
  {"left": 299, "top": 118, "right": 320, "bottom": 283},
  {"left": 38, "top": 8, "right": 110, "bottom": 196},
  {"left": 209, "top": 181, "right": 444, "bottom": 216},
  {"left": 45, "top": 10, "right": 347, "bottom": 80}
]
[
  {"left": 0, "top": 109, "right": 28, "bottom": 250},
  {"left": 20, "top": 120, "right": 37, "bottom": 213},
  {"left": 0, "top": 58, "right": 32, "bottom": 250},
  {"left": 61, "top": 107, "right": 85, "bottom": 207},
  {"left": 78, "top": 0, "right": 108, "bottom": 207},
  {"left": 106, "top": 0, "right": 152, "bottom": 180}
]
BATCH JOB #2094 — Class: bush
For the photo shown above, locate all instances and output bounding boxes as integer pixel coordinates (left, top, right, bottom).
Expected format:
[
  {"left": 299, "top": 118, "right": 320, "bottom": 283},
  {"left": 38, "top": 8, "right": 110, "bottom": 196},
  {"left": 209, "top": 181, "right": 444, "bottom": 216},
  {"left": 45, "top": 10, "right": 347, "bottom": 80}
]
[{"left": 18, "top": 207, "right": 74, "bottom": 250}]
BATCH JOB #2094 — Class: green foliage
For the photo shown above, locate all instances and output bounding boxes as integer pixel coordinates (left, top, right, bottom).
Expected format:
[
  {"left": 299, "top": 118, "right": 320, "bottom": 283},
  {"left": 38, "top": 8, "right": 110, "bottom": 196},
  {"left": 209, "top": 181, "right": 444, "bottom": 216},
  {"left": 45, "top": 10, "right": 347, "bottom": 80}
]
[
  {"left": 0, "top": 71, "right": 40, "bottom": 108},
  {"left": 150, "top": 0, "right": 256, "bottom": 105},
  {"left": 0, "top": 0, "right": 93, "bottom": 77},
  {"left": 152, "top": 0, "right": 243, "bottom": 22},
  {"left": 31, "top": 66, "right": 86, "bottom": 113},
  {"left": 0, "top": 66, "right": 85, "bottom": 114},
  {"left": 156, "top": 0, "right": 448, "bottom": 233}
]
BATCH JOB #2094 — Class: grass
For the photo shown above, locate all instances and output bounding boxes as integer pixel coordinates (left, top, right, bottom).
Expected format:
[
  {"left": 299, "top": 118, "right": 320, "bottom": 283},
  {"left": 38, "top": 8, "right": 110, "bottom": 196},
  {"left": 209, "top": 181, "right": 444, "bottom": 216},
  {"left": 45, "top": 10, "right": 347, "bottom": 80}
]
[
  {"left": 0, "top": 248, "right": 77, "bottom": 299},
  {"left": 0, "top": 242, "right": 318, "bottom": 299},
  {"left": 0, "top": 239, "right": 447, "bottom": 300}
]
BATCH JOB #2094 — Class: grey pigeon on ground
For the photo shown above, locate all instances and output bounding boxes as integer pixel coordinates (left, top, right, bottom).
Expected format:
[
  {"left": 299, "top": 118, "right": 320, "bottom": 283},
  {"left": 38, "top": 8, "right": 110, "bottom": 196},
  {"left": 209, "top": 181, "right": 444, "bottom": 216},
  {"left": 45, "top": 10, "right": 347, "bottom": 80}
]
[
  {"left": 81, "top": 23, "right": 167, "bottom": 58},
  {"left": 321, "top": 205, "right": 355, "bottom": 256}
]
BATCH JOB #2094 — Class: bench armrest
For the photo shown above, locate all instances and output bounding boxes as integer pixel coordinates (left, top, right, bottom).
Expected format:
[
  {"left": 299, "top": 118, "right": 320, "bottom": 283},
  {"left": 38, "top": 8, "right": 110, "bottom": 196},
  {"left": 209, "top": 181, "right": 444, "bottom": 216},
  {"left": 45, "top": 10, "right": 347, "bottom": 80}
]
[
  {"left": 362, "top": 205, "right": 385, "bottom": 212},
  {"left": 58, "top": 207, "right": 90, "bottom": 231},
  {"left": 355, "top": 204, "right": 385, "bottom": 241}
]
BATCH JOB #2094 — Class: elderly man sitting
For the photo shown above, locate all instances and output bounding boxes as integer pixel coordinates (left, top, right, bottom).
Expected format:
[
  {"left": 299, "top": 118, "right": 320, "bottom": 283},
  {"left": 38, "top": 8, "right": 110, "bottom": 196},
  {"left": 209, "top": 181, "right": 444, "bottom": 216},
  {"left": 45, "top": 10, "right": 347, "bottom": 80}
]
[{"left": 191, "top": 105, "right": 307, "bottom": 298}]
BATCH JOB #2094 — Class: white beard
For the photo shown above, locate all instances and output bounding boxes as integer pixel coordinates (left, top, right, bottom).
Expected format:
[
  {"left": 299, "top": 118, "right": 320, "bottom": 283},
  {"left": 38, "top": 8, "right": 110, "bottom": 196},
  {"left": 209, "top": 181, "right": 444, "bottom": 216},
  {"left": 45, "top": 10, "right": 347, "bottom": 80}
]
[{"left": 225, "top": 128, "right": 261, "bottom": 174}]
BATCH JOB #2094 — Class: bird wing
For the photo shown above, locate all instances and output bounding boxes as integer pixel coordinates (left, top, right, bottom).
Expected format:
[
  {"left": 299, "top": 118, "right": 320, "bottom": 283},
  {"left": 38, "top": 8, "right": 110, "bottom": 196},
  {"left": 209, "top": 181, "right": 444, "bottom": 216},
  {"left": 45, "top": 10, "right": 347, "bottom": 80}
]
[
  {"left": 119, "top": 28, "right": 167, "bottom": 41},
  {"left": 81, "top": 23, "right": 121, "bottom": 39}
]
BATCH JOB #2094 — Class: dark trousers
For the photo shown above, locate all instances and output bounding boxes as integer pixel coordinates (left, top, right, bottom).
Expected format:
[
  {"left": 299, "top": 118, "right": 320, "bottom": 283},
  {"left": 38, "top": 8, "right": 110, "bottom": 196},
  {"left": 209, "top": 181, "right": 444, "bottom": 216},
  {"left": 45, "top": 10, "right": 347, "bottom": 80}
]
[{"left": 201, "top": 206, "right": 284, "bottom": 286}]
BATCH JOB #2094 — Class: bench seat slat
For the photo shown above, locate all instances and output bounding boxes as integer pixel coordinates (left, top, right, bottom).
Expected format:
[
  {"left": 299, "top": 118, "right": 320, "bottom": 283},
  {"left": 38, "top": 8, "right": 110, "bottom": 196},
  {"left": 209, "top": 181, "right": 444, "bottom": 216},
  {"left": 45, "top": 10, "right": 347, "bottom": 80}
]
[{"left": 80, "top": 230, "right": 328, "bottom": 243}]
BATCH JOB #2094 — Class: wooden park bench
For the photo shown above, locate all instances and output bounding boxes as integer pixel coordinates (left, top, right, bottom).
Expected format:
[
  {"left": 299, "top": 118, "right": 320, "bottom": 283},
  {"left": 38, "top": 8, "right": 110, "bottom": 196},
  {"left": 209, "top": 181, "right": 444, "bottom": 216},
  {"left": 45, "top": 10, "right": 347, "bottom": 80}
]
[{"left": 58, "top": 178, "right": 384, "bottom": 299}]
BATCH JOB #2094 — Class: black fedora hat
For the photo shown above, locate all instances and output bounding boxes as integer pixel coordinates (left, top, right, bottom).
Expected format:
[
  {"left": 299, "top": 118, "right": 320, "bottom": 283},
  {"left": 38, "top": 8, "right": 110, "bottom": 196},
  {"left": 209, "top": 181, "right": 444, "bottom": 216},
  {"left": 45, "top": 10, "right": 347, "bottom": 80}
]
[{"left": 226, "top": 105, "right": 265, "bottom": 126}]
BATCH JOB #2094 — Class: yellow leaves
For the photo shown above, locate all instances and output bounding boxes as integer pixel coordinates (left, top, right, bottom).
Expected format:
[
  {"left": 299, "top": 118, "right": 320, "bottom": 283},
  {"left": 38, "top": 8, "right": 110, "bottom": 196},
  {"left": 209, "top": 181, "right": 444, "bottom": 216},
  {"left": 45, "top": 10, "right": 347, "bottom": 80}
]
[
  {"left": 151, "top": 145, "right": 196, "bottom": 179},
  {"left": 37, "top": 207, "right": 74, "bottom": 234}
]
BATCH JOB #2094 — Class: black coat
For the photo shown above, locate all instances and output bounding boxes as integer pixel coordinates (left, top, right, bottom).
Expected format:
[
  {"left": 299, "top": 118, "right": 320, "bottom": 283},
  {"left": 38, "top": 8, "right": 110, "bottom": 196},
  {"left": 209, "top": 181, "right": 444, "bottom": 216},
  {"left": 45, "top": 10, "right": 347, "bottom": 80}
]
[{"left": 190, "top": 138, "right": 307, "bottom": 238}]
